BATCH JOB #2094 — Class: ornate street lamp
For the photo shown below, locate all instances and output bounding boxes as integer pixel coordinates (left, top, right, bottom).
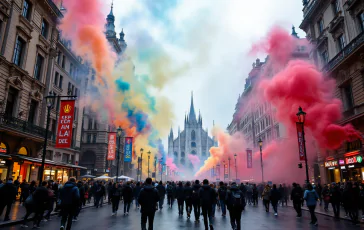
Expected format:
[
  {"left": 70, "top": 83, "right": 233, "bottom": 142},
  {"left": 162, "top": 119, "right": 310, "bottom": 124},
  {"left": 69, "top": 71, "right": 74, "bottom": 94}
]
[
  {"left": 147, "top": 151, "right": 151, "bottom": 178},
  {"left": 258, "top": 137, "right": 263, "bottom": 183},
  {"left": 140, "top": 148, "right": 144, "bottom": 181},
  {"left": 296, "top": 106, "right": 309, "bottom": 184},
  {"left": 116, "top": 126, "right": 122, "bottom": 182}
]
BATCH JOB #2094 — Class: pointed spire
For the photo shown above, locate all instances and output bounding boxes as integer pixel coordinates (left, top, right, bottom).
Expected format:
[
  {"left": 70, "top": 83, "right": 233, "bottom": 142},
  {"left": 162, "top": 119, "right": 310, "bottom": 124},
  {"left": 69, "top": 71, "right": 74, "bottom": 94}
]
[
  {"left": 189, "top": 91, "right": 197, "bottom": 123},
  {"left": 291, "top": 25, "right": 299, "bottom": 38},
  {"left": 106, "top": 0, "right": 116, "bottom": 38},
  {"left": 169, "top": 127, "right": 173, "bottom": 139},
  {"left": 120, "top": 28, "right": 125, "bottom": 40}
]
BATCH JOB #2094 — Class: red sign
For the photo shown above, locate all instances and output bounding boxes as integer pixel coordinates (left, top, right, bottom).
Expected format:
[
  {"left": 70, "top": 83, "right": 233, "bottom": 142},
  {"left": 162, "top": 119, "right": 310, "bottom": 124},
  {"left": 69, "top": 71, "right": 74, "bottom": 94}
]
[
  {"left": 55, "top": 100, "right": 75, "bottom": 148},
  {"left": 247, "top": 149, "right": 252, "bottom": 168},
  {"left": 324, "top": 160, "right": 338, "bottom": 168},
  {"left": 107, "top": 133, "right": 117, "bottom": 160},
  {"left": 296, "top": 122, "right": 305, "bottom": 161}
]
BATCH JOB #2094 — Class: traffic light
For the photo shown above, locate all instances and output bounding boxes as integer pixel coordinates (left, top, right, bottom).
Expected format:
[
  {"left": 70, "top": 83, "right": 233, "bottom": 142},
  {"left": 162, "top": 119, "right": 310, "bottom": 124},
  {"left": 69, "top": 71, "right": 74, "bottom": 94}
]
[{"left": 298, "top": 163, "right": 303, "bottom": 168}]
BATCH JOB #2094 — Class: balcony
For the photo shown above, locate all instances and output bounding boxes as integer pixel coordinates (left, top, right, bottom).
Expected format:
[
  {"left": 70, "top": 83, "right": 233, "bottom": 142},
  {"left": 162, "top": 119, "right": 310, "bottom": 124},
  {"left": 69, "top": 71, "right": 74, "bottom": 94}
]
[
  {"left": 323, "top": 31, "right": 364, "bottom": 72},
  {"left": 300, "top": 0, "right": 320, "bottom": 29},
  {"left": 0, "top": 113, "right": 52, "bottom": 140}
]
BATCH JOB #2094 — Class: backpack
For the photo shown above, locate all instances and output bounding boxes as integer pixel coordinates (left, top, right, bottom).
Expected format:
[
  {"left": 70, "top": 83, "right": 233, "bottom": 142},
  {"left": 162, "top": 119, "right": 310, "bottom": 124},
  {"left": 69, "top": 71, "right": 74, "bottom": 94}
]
[
  {"left": 218, "top": 187, "right": 227, "bottom": 200},
  {"left": 231, "top": 191, "right": 245, "bottom": 208},
  {"left": 167, "top": 185, "right": 173, "bottom": 194}
]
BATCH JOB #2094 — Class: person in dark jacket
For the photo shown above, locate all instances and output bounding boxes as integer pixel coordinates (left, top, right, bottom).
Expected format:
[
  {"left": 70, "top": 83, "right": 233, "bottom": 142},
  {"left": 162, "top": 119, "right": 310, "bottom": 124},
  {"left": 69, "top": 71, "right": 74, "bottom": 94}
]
[
  {"left": 199, "top": 179, "right": 216, "bottom": 230},
  {"left": 107, "top": 181, "right": 113, "bottom": 204},
  {"left": 133, "top": 182, "right": 142, "bottom": 209},
  {"left": 32, "top": 181, "right": 49, "bottom": 228},
  {"left": 59, "top": 177, "right": 80, "bottom": 230},
  {"left": 330, "top": 182, "right": 341, "bottom": 219},
  {"left": 122, "top": 181, "right": 133, "bottom": 215},
  {"left": 156, "top": 181, "right": 166, "bottom": 210},
  {"left": 95, "top": 181, "right": 105, "bottom": 208},
  {"left": 270, "top": 184, "right": 281, "bottom": 216},
  {"left": 138, "top": 178, "right": 159, "bottom": 230},
  {"left": 0, "top": 178, "right": 17, "bottom": 221},
  {"left": 252, "top": 184, "right": 259, "bottom": 206},
  {"left": 218, "top": 181, "right": 227, "bottom": 216},
  {"left": 19, "top": 180, "right": 30, "bottom": 205},
  {"left": 342, "top": 183, "right": 351, "bottom": 217},
  {"left": 74, "top": 181, "right": 85, "bottom": 221},
  {"left": 349, "top": 182, "right": 360, "bottom": 225},
  {"left": 192, "top": 180, "right": 201, "bottom": 222},
  {"left": 226, "top": 182, "right": 245, "bottom": 230},
  {"left": 175, "top": 181, "right": 185, "bottom": 216},
  {"left": 291, "top": 183, "right": 303, "bottom": 217},
  {"left": 110, "top": 183, "right": 122, "bottom": 216},
  {"left": 184, "top": 181, "right": 193, "bottom": 219},
  {"left": 322, "top": 184, "right": 330, "bottom": 211},
  {"left": 166, "top": 181, "right": 175, "bottom": 208}
]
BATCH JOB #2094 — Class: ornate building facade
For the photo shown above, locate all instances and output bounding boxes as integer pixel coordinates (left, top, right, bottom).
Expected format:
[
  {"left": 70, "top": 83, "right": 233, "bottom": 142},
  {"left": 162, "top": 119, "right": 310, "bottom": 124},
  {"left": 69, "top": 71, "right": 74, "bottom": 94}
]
[{"left": 168, "top": 94, "right": 215, "bottom": 168}]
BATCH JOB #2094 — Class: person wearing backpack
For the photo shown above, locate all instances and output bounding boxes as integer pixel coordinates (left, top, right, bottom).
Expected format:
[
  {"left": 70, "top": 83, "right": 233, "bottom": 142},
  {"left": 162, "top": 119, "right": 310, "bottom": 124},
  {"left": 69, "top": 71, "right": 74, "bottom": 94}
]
[
  {"left": 138, "top": 178, "right": 160, "bottom": 230},
  {"left": 304, "top": 183, "right": 319, "bottom": 226},
  {"left": 184, "top": 181, "right": 193, "bottom": 219},
  {"left": 226, "top": 182, "right": 245, "bottom": 230},
  {"left": 192, "top": 180, "right": 201, "bottom": 222},
  {"left": 291, "top": 183, "right": 303, "bottom": 217},
  {"left": 218, "top": 181, "right": 227, "bottom": 217},
  {"left": 166, "top": 182, "right": 174, "bottom": 208},
  {"left": 199, "top": 179, "right": 216, "bottom": 230}
]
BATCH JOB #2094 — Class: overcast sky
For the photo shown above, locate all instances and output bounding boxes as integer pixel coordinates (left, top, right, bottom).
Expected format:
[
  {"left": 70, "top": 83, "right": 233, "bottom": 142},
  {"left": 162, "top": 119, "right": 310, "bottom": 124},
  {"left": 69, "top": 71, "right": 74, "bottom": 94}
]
[{"left": 109, "top": 0, "right": 305, "bottom": 142}]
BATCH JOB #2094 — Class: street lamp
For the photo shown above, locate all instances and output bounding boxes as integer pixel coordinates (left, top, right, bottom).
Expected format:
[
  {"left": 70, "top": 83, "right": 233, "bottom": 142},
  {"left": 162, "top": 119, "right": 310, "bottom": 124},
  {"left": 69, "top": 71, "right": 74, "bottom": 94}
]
[
  {"left": 116, "top": 126, "right": 122, "bottom": 182},
  {"left": 296, "top": 106, "right": 309, "bottom": 184},
  {"left": 216, "top": 163, "right": 220, "bottom": 181},
  {"left": 147, "top": 151, "right": 151, "bottom": 178},
  {"left": 258, "top": 137, "right": 263, "bottom": 183},
  {"left": 160, "top": 157, "right": 163, "bottom": 181},
  {"left": 228, "top": 157, "right": 231, "bottom": 181},
  {"left": 38, "top": 91, "right": 55, "bottom": 182},
  {"left": 140, "top": 148, "right": 144, "bottom": 181},
  {"left": 234, "top": 153, "right": 237, "bottom": 181},
  {"left": 154, "top": 156, "right": 157, "bottom": 180}
]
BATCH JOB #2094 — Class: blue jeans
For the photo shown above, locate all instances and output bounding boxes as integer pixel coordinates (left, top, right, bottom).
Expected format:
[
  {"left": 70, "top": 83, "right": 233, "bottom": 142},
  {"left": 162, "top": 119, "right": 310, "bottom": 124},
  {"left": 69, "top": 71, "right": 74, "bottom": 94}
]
[{"left": 219, "top": 200, "right": 226, "bottom": 215}]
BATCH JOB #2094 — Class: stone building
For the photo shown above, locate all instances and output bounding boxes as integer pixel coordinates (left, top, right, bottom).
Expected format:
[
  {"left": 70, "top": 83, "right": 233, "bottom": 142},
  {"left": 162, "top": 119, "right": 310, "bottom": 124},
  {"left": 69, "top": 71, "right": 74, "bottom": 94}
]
[
  {"left": 168, "top": 94, "right": 216, "bottom": 168},
  {"left": 300, "top": 0, "right": 364, "bottom": 183}
]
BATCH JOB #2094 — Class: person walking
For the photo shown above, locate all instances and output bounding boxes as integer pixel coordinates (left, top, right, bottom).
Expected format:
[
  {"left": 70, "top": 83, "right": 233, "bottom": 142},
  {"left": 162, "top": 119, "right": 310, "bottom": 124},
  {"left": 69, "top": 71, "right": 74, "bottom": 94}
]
[
  {"left": 59, "top": 177, "right": 80, "bottom": 230},
  {"left": 110, "top": 182, "right": 122, "bottom": 216},
  {"left": 156, "top": 181, "right": 166, "bottom": 210},
  {"left": 246, "top": 183, "right": 253, "bottom": 205},
  {"left": 199, "top": 179, "right": 216, "bottom": 230},
  {"left": 226, "top": 182, "right": 245, "bottom": 230},
  {"left": 138, "top": 178, "right": 159, "bottom": 230},
  {"left": 322, "top": 184, "right": 330, "bottom": 211},
  {"left": 349, "top": 182, "right": 360, "bottom": 225},
  {"left": 0, "top": 178, "right": 17, "bottom": 221},
  {"left": 122, "top": 181, "right": 133, "bottom": 215},
  {"left": 32, "top": 181, "right": 49, "bottom": 228},
  {"left": 210, "top": 184, "right": 218, "bottom": 218},
  {"left": 95, "top": 181, "right": 105, "bottom": 208},
  {"left": 270, "top": 184, "right": 281, "bottom": 216},
  {"left": 184, "top": 181, "right": 193, "bottom": 219},
  {"left": 252, "top": 184, "right": 259, "bottom": 206},
  {"left": 304, "top": 183, "right": 319, "bottom": 226},
  {"left": 359, "top": 184, "right": 364, "bottom": 220},
  {"left": 192, "top": 180, "right": 201, "bottom": 222},
  {"left": 19, "top": 180, "right": 30, "bottom": 206},
  {"left": 330, "top": 182, "right": 341, "bottom": 219},
  {"left": 73, "top": 180, "right": 85, "bottom": 221},
  {"left": 176, "top": 181, "right": 185, "bottom": 216},
  {"left": 218, "top": 181, "right": 227, "bottom": 217},
  {"left": 133, "top": 182, "right": 142, "bottom": 209},
  {"left": 291, "top": 183, "right": 303, "bottom": 217},
  {"left": 315, "top": 183, "right": 323, "bottom": 206},
  {"left": 107, "top": 181, "right": 113, "bottom": 205},
  {"left": 262, "top": 184, "right": 271, "bottom": 212}
]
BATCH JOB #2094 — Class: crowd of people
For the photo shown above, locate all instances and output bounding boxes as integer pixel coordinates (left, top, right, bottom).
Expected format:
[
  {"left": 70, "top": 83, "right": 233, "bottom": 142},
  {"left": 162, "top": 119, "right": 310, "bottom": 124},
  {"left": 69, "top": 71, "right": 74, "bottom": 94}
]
[{"left": 0, "top": 177, "right": 363, "bottom": 230}]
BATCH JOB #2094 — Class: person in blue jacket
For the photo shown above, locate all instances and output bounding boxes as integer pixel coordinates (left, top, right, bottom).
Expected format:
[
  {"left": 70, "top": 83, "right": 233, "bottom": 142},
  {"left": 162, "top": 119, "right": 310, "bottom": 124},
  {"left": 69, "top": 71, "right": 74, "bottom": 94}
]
[
  {"left": 304, "top": 183, "right": 319, "bottom": 226},
  {"left": 59, "top": 177, "right": 80, "bottom": 230}
]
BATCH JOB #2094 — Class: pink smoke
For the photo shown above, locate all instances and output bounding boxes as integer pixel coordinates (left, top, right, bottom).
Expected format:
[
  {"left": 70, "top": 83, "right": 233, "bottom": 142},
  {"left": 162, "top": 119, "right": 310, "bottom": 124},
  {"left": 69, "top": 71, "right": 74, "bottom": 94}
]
[{"left": 187, "top": 154, "right": 201, "bottom": 169}]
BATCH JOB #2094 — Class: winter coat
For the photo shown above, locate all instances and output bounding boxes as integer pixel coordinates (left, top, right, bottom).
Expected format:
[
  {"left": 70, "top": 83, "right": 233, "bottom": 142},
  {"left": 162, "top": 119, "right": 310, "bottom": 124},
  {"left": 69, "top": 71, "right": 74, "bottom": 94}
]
[
  {"left": 156, "top": 184, "right": 166, "bottom": 197},
  {"left": 198, "top": 184, "right": 216, "bottom": 208},
  {"left": 304, "top": 189, "right": 319, "bottom": 206},
  {"left": 138, "top": 185, "right": 160, "bottom": 213},
  {"left": 330, "top": 186, "right": 341, "bottom": 204},
  {"left": 33, "top": 186, "right": 49, "bottom": 208},
  {"left": 59, "top": 182, "right": 80, "bottom": 207},
  {"left": 175, "top": 185, "right": 185, "bottom": 200},
  {"left": 349, "top": 187, "right": 360, "bottom": 209},
  {"left": 191, "top": 184, "right": 201, "bottom": 204},
  {"left": 122, "top": 185, "right": 133, "bottom": 202},
  {"left": 184, "top": 185, "right": 193, "bottom": 201},
  {"left": 226, "top": 185, "right": 245, "bottom": 211},
  {"left": 111, "top": 185, "right": 122, "bottom": 198},
  {"left": 270, "top": 188, "right": 281, "bottom": 204},
  {"left": 262, "top": 187, "right": 271, "bottom": 200},
  {"left": 77, "top": 182, "right": 85, "bottom": 202},
  {"left": 133, "top": 185, "right": 142, "bottom": 198},
  {"left": 0, "top": 182, "right": 17, "bottom": 204},
  {"left": 291, "top": 186, "right": 303, "bottom": 202}
]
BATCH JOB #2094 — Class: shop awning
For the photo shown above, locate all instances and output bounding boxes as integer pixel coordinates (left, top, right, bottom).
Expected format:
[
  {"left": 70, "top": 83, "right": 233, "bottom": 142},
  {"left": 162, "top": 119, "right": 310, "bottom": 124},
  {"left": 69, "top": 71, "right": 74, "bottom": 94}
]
[
  {"left": 0, "top": 153, "right": 11, "bottom": 159},
  {"left": 9, "top": 154, "right": 87, "bottom": 170}
]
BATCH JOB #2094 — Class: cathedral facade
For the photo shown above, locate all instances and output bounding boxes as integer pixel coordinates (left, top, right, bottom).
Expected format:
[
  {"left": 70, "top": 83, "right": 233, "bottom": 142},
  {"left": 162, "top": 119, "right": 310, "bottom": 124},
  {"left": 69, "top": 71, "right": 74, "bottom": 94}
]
[{"left": 168, "top": 94, "right": 216, "bottom": 168}]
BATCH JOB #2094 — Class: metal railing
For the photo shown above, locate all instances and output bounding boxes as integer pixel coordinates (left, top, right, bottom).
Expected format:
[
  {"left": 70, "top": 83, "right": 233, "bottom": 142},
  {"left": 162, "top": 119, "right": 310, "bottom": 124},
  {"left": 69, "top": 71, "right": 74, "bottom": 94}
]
[
  {"left": 323, "top": 31, "right": 364, "bottom": 72},
  {"left": 0, "top": 113, "right": 52, "bottom": 139}
]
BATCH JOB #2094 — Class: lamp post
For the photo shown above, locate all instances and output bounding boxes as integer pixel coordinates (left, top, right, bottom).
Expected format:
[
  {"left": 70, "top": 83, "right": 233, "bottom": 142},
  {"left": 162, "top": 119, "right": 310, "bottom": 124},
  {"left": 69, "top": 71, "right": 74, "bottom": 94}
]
[
  {"left": 258, "top": 137, "right": 264, "bottom": 183},
  {"left": 228, "top": 157, "right": 231, "bottom": 181},
  {"left": 116, "top": 126, "right": 122, "bottom": 182},
  {"left": 147, "top": 151, "right": 151, "bottom": 178},
  {"left": 234, "top": 153, "right": 237, "bottom": 181},
  {"left": 140, "top": 148, "right": 144, "bottom": 181},
  {"left": 154, "top": 156, "right": 157, "bottom": 180},
  {"left": 159, "top": 157, "right": 163, "bottom": 181},
  {"left": 216, "top": 163, "right": 220, "bottom": 181},
  {"left": 297, "top": 106, "right": 309, "bottom": 184},
  {"left": 38, "top": 92, "right": 55, "bottom": 182}
]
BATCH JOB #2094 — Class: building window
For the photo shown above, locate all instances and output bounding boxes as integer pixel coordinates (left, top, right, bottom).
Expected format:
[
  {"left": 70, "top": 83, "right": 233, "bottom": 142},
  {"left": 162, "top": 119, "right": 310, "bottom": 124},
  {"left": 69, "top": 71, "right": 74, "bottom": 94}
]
[
  {"left": 62, "top": 55, "right": 66, "bottom": 68},
  {"left": 275, "top": 126, "right": 280, "bottom": 138},
  {"left": 75, "top": 88, "right": 78, "bottom": 97},
  {"left": 191, "top": 142, "right": 196, "bottom": 148},
  {"left": 59, "top": 75, "right": 63, "bottom": 89},
  {"left": 41, "top": 19, "right": 49, "bottom": 38},
  {"left": 54, "top": 72, "right": 59, "bottom": 86},
  {"left": 28, "top": 100, "right": 37, "bottom": 124},
  {"left": 57, "top": 52, "right": 62, "bottom": 65},
  {"left": 22, "top": 0, "right": 31, "bottom": 20},
  {"left": 191, "top": 130, "right": 196, "bottom": 140},
  {"left": 191, "top": 150, "right": 196, "bottom": 155},
  {"left": 338, "top": 34, "right": 346, "bottom": 51},
  {"left": 358, "top": 12, "right": 364, "bottom": 32},
  {"left": 332, "top": 0, "right": 340, "bottom": 15},
  {"left": 321, "top": 50, "right": 329, "bottom": 65},
  {"left": 34, "top": 54, "right": 44, "bottom": 81},
  {"left": 317, "top": 19, "right": 324, "bottom": 34},
  {"left": 88, "top": 119, "right": 93, "bottom": 129},
  {"left": 180, "top": 158, "right": 185, "bottom": 165},
  {"left": 342, "top": 83, "right": 354, "bottom": 110},
  {"left": 86, "top": 134, "right": 91, "bottom": 143},
  {"left": 5, "top": 87, "right": 18, "bottom": 117},
  {"left": 13, "top": 36, "right": 25, "bottom": 67},
  {"left": 174, "top": 151, "right": 178, "bottom": 158}
]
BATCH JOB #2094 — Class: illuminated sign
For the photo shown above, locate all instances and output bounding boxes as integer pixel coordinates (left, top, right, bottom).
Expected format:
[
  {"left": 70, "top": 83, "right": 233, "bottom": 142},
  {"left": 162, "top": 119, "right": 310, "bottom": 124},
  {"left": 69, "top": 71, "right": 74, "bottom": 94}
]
[
  {"left": 328, "top": 167, "right": 335, "bottom": 170},
  {"left": 339, "top": 159, "right": 345, "bottom": 165},
  {"left": 324, "top": 160, "right": 338, "bottom": 168},
  {"left": 340, "top": 166, "right": 346, "bottom": 170},
  {"left": 348, "top": 165, "right": 355, "bottom": 168},
  {"left": 345, "top": 155, "right": 363, "bottom": 165}
]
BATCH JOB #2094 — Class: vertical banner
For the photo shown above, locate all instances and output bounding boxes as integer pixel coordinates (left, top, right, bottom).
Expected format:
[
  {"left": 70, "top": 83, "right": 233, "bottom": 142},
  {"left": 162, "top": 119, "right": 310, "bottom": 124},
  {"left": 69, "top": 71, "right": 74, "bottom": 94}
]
[
  {"left": 247, "top": 149, "right": 253, "bottom": 168},
  {"left": 124, "top": 137, "right": 133, "bottom": 162},
  {"left": 224, "top": 164, "right": 228, "bottom": 179},
  {"left": 55, "top": 100, "right": 75, "bottom": 148},
  {"left": 107, "top": 133, "right": 116, "bottom": 160},
  {"left": 296, "top": 123, "right": 306, "bottom": 161}
]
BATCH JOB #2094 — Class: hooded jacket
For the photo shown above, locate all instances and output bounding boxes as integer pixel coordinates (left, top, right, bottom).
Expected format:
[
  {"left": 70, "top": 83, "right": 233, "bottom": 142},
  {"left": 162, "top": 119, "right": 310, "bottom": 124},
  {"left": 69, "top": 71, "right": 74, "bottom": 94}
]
[
  {"left": 156, "top": 184, "right": 166, "bottom": 197},
  {"left": 191, "top": 184, "right": 201, "bottom": 203},
  {"left": 226, "top": 185, "right": 245, "bottom": 210},
  {"left": 184, "top": 185, "right": 193, "bottom": 200},
  {"left": 138, "top": 185, "right": 160, "bottom": 213},
  {"left": 60, "top": 182, "right": 80, "bottom": 206},
  {"left": 122, "top": 184, "right": 133, "bottom": 202},
  {"left": 198, "top": 184, "right": 216, "bottom": 207}
]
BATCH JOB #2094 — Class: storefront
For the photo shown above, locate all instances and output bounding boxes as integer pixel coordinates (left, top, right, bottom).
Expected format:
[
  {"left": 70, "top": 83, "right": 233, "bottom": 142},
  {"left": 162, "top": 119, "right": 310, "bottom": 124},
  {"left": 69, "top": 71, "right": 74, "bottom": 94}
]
[
  {"left": 324, "top": 159, "right": 341, "bottom": 183},
  {"left": 324, "top": 154, "right": 364, "bottom": 183}
]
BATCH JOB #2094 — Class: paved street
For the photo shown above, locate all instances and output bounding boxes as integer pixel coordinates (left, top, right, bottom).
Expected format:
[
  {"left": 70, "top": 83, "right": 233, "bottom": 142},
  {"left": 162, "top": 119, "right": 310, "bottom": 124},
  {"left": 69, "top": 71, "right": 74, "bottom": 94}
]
[{"left": 3, "top": 200, "right": 363, "bottom": 230}]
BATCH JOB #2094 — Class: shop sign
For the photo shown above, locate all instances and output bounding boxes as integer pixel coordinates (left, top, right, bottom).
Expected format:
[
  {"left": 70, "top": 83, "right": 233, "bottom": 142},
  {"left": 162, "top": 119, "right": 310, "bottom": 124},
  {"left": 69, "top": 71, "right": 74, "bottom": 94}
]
[
  {"left": 348, "top": 165, "right": 355, "bottom": 168},
  {"left": 324, "top": 160, "right": 338, "bottom": 168},
  {"left": 345, "top": 155, "right": 363, "bottom": 165},
  {"left": 107, "top": 133, "right": 117, "bottom": 160},
  {"left": 339, "top": 159, "right": 345, "bottom": 165},
  {"left": 340, "top": 166, "right": 346, "bottom": 170},
  {"left": 346, "top": 139, "right": 362, "bottom": 152},
  {"left": 55, "top": 100, "right": 76, "bottom": 148},
  {"left": 296, "top": 123, "right": 305, "bottom": 161}
]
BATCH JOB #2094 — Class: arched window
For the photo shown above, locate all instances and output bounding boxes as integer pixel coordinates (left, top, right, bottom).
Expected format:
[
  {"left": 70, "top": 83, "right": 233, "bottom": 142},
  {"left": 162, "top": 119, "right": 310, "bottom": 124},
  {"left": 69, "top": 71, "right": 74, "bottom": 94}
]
[
  {"left": 191, "top": 130, "right": 196, "bottom": 140},
  {"left": 181, "top": 152, "right": 185, "bottom": 157},
  {"left": 174, "top": 152, "right": 178, "bottom": 158},
  {"left": 18, "top": 147, "right": 28, "bottom": 155},
  {"left": 180, "top": 158, "right": 185, "bottom": 165},
  {"left": 191, "top": 142, "right": 196, "bottom": 148},
  {"left": 0, "top": 142, "right": 7, "bottom": 154},
  {"left": 191, "top": 150, "right": 196, "bottom": 155}
]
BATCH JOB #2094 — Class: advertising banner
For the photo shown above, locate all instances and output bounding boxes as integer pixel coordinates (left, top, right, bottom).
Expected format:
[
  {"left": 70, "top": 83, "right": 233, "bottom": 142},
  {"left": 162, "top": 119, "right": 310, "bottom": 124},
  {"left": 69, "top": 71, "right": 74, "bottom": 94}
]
[
  {"left": 124, "top": 137, "right": 133, "bottom": 162},
  {"left": 247, "top": 149, "right": 252, "bottom": 168},
  {"left": 107, "top": 133, "right": 116, "bottom": 160},
  {"left": 55, "top": 100, "right": 75, "bottom": 148},
  {"left": 296, "top": 122, "right": 305, "bottom": 161}
]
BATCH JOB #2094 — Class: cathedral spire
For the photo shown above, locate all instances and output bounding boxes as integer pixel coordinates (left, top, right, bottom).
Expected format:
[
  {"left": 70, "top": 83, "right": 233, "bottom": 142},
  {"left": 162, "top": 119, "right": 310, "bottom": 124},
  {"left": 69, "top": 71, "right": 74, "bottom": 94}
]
[
  {"left": 189, "top": 91, "right": 197, "bottom": 123},
  {"left": 169, "top": 127, "right": 173, "bottom": 139},
  {"left": 106, "top": 0, "right": 116, "bottom": 38},
  {"left": 291, "top": 25, "right": 299, "bottom": 38}
]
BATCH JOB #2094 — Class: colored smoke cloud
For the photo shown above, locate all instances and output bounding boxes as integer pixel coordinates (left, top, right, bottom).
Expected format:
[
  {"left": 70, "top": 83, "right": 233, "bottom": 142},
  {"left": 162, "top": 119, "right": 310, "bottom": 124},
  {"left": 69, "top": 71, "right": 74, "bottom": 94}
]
[{"left": 187, "top": 154, "right": 201, "bottom": 169}]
